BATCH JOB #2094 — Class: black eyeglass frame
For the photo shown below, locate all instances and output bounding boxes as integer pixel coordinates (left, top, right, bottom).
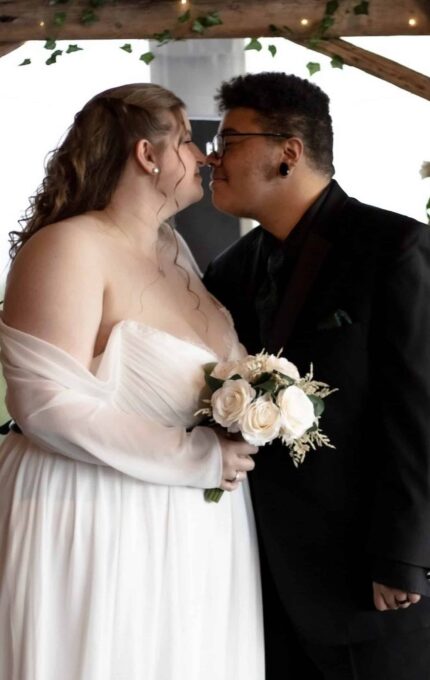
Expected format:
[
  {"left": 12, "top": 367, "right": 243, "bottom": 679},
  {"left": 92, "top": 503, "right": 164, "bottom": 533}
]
[{"left": 206, "top": 131, "right": 293, "bottom": 158}]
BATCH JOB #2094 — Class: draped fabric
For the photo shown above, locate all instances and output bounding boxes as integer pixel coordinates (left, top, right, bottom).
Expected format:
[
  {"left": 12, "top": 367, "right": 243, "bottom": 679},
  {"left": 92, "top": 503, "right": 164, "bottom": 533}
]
[{"left": 0, "top": 317, "right": 264, "bottom": 680}]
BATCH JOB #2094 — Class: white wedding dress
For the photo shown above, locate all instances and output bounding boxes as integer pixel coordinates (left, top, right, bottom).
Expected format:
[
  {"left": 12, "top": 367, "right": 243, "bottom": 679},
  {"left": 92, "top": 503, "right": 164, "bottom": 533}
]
[{"left": 0, "top": 313, "right": 264, "bottom": 680}]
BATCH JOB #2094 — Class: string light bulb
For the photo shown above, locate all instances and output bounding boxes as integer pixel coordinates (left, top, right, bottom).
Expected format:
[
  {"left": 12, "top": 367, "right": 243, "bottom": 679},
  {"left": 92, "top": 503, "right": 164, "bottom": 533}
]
[
  {"left": 408, "top": 17, "right": 417, "bottom": 27},
  {"left": 39, "top": 20, "right": 45, "bottom": 27},
  {"left": 300, "top": 18, "right": 309, "bottom": 26},
  {"left": 180, "top": 0, "right": 188, "bottom": 5}
]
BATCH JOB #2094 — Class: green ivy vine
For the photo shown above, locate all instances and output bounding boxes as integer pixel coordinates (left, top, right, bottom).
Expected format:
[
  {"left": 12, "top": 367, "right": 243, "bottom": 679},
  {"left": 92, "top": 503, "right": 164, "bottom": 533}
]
[
  {"left": 18, "top": 2, "right": 224, "bottom": 66},
  {"left": 17, "top": 0, "right": 369, "bottom": 69},
  {"left": 13, "top": 0, "right": 428, "bottom": 218}
]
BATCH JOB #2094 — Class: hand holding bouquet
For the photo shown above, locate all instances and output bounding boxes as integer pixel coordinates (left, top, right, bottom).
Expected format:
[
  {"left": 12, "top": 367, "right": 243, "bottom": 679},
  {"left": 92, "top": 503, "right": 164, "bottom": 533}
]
[{"left": 196, "top": 351, "right": 336, "bottom": 502}]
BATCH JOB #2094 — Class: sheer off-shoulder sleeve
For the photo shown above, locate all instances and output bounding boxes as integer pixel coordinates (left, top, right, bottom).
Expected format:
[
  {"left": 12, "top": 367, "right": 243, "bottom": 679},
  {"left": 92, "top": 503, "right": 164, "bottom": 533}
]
[{"left": 0, "top": 318, "right": 222, "bottom": 489}]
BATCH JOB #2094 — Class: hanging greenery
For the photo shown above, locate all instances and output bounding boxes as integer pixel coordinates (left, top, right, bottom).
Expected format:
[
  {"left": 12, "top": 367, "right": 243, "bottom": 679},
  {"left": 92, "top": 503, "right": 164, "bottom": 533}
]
[
  {"left": 17, "top": 0, "right": 368, "bottom": 70},
  {"left": 9, "top": 0, "right": 428, "bottom": 218}
]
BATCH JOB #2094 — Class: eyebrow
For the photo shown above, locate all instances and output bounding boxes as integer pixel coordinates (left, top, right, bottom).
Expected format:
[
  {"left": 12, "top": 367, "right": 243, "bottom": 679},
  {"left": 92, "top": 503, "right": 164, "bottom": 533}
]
[{"left": 220, "top": 127, "right": 241, "bottom": 134}]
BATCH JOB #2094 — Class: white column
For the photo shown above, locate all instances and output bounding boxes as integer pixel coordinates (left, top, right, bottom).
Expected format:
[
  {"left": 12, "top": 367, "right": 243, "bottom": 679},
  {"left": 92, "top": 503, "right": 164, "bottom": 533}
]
[{"left": 149, "top": 38, "right": 245, "bottom": 118}]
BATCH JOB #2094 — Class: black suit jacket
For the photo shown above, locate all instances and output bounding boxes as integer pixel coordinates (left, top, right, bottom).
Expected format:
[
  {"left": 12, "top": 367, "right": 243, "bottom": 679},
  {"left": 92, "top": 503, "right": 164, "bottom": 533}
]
[{"left": 204, "top": 181, "right": 430, "bottom": 644}]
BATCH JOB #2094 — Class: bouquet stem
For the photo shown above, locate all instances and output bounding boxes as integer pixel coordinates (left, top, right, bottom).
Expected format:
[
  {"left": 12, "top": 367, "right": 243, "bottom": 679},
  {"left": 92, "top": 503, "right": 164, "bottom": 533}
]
[{"left": 204, "top": 488, "right": 224, "bottom": 503}]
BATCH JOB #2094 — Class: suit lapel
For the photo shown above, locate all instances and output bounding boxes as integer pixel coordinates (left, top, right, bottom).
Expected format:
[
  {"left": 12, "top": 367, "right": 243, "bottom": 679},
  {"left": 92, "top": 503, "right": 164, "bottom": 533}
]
[{"left": 268, "top": 182, "right": 350, "bottom": 354}]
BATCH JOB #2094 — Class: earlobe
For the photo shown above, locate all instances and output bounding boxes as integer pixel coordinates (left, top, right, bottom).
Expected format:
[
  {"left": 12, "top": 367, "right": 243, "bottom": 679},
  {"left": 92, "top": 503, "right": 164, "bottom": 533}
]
[
  {"left": 135, "top": 139, "right": 159, "bottom": 175},
  {"left": 279, "top": 162, "right": 290, "bottom": 177}
]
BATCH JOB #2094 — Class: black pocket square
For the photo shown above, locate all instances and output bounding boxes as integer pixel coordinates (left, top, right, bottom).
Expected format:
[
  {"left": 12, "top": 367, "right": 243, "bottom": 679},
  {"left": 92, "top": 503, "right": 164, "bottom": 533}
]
[{"left": 317, "top": 309, "right": 353, "bottom": 330}]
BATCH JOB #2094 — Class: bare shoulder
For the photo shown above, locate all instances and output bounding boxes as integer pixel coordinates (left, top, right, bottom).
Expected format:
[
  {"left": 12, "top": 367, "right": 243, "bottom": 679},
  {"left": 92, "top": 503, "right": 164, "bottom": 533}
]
[{"left": 4, "top": 216, "right": 106, "bottom": 365}]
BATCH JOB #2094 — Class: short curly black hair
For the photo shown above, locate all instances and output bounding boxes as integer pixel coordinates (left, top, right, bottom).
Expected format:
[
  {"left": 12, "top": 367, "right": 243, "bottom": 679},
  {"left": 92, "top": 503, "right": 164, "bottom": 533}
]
[{"left": 215, "top": 72, "right": 334, "bottom": 176}]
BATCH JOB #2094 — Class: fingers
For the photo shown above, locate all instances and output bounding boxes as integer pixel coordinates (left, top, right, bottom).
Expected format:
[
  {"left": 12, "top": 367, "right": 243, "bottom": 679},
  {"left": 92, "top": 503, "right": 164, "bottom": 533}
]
[
  {"left": 221, "top": 457, "right": 255, "bottom": 491},
  {"left": 217, "top": 435, "right": 259, "bottom": 492},
  {"left": 407, "top": 593, "right": 421, "bottom": 604},
  {"left": 219, "top": 478, "right": 241, "bottom": 492},
  {"left": 373, "top": 582, "right": 421, "bottom": 612}
]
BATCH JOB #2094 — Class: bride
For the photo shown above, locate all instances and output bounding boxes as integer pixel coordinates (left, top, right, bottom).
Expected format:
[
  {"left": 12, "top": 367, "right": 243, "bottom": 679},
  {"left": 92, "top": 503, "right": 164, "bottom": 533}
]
[{"left": 0, "top": 83, "right": 264, "bottom": 680}]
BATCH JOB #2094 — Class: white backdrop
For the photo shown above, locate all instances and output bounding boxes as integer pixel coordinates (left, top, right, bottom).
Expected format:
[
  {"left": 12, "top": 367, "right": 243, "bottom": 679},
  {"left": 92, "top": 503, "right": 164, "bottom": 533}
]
[{"left": 0, "top": 36, "right": 429, "bottom": 287}]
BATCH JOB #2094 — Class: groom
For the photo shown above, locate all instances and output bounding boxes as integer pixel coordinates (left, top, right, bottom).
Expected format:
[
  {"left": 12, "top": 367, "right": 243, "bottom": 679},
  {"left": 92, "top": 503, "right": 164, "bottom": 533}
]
[{"left": 204, "top": 72, "right": 430, "bottom": 679}]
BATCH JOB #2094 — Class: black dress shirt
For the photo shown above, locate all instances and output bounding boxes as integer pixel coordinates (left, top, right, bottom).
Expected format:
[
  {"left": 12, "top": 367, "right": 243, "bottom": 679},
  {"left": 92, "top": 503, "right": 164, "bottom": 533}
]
[{"left": 254, "top": 183, "right": 332, "bottom": 350}]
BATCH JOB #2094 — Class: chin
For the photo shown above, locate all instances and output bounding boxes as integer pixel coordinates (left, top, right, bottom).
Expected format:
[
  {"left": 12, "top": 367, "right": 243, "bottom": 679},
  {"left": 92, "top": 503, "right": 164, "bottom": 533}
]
[
  {"left": 179, "top": 187, "right": 204, "bottom": 211},
  {"left": 211, "top": 194, "right": 244, "bottom": 218}
]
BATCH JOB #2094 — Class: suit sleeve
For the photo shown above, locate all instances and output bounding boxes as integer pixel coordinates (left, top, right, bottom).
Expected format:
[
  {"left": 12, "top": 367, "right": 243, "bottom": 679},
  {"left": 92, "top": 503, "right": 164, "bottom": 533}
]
[
  {"left": 372, "top": 558, "right": 430, "bottom": 596},
  {"left": 367, "top": 223, "right": 430, "bottom": 572}
]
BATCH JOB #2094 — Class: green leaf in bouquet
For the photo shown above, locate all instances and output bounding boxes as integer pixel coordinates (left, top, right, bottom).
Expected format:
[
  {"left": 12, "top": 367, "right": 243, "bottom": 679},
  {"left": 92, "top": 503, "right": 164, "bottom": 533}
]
[
  {"left": 256, "top": 379, "right": 278, "bottom": 394},
  {"left": 251, "top": 371, "right": 270, "bottom": 386},
  {"left": 203, "top": 364, "right": 224, "bottom": 392},
  {"left": 253, "top": 372, "right": 277, "bottom": 393},
  {"left": 205, "top": 374, "right": 224, "bottom": 392},
  {"left": 308, "top": 394, "right": 325, "bottom": 418}
]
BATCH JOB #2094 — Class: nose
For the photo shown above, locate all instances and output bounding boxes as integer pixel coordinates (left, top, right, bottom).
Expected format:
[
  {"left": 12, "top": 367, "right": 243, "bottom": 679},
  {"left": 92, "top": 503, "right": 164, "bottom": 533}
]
[
  {"left": 206, "top": 152, "right": 221, "bottom": 167},
  {"left": 190, "top": 143, "right": 207, "bottom": 167}
]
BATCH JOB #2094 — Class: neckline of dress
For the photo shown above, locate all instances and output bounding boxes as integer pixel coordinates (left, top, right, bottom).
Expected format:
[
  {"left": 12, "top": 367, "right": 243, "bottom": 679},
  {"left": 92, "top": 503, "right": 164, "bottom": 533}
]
[
  {"left": 0, "top": 313, "right": 234, "bottom": 378},
  {"left": 94, "top": 317, "right": 233, "bottom": 365}
]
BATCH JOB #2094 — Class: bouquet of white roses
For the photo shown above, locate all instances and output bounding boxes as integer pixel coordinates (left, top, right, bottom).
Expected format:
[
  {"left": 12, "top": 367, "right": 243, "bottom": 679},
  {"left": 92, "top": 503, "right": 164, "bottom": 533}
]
[{"left": 196, "top": 351, "right": 336, "bottom": 502}]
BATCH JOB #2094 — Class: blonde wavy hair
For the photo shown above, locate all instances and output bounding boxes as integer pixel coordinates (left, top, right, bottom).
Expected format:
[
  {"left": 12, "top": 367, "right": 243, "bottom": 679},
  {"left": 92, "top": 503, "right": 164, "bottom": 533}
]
[{"left": 9, "top": 83, "right": 185, "bottom": 260}]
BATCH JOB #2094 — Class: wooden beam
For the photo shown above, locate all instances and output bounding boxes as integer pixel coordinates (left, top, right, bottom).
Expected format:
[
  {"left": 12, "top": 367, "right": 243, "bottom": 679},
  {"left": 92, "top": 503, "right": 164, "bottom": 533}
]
[
  {"left": 0, "top": 0, "right": 429, "bottom": 42},
  {"left": 0, "top": 41, "right": 22, "bottom": 58},
  {"left": 291, "top": 37, "right": 430, "bottom": 101}
]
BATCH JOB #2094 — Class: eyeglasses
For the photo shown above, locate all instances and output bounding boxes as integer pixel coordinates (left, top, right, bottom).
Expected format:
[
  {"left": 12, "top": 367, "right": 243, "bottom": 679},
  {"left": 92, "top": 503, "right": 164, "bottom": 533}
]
[{"left": 206, "top": 131, "right": 293, "bottom": 159}]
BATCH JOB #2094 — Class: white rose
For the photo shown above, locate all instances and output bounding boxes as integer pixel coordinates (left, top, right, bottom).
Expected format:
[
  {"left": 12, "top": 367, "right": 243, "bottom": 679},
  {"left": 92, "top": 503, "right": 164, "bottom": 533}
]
[
  {"left": 239, "top": 394, "right": 282, "bottom": 446},
  {"left": 277, "top": 385, "right": 315, "bottom": 441},
  {"left": 265, "top": 355, "right": 300, "bottom": 381},
  {"left": 211, "top": 379, "right": 256, "bottom": 429},
  {"left": 211, "top": 360, "right": 242, "bottom": 381}
]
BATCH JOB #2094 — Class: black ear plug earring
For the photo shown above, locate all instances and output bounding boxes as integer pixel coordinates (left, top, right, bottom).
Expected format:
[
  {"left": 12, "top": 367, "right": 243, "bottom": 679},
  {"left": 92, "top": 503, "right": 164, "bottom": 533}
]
[{"left": 279, "top": 162, "right": 290, "bottom": 177}]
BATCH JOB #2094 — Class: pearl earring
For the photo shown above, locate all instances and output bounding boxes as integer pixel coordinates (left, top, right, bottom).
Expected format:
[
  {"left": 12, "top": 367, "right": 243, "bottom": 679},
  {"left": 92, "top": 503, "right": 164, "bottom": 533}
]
[{"left": 152, "top": 167, "right": 160, "bottom": 175}]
